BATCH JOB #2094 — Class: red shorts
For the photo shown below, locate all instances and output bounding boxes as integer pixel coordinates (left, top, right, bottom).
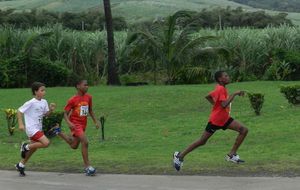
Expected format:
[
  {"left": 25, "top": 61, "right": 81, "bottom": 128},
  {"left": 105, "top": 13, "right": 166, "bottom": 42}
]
[
  {"left": 30, "top": 131, "right": 44, "bottom": 142},
  {"left": 71, "top": 125, "right": 86, "bottom": 137}
]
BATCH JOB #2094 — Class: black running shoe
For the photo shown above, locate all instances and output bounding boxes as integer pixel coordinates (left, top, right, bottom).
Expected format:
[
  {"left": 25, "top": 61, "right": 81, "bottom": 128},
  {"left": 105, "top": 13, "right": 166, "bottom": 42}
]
[
  {"left": 15, "top": 163, "right": 26, "bottom": 177},
  {"left": 20, "top": 142, "right": 28, "bottom": 159},
  {"left": 49, "top": 125, "right": 61, "bottom": 136}
]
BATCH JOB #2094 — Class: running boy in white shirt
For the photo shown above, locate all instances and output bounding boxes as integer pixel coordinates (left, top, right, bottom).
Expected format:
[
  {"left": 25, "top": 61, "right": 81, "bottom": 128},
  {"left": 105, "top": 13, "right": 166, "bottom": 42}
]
[{"left": 15, "top": 82, "right": 56, "bottom": 176}]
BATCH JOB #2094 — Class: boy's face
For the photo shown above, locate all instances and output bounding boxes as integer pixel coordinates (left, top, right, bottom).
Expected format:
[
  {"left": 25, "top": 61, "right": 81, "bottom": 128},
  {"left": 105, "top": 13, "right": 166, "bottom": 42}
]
[
  {"left": 219, "top": 72, "right": 230, "bottom": 84},
  {"left": 77, "top": 80, "right": 89, "bottom": 94},
  {"left": 35, "top": 86, "right": 46, "bottom": 99}
]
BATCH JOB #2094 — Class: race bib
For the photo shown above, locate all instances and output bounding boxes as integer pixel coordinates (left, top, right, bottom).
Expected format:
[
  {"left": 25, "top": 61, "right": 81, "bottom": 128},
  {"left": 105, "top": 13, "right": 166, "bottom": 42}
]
[{"left": 80, "top": 105, "right": 89, "bottom": 116}]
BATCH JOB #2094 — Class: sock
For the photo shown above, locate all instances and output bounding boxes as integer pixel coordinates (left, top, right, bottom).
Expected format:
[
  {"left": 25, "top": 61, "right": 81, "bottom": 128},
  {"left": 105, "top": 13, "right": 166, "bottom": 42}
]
[
  {"left": 25, "top": 144, "right": 30, "bottom": 151},
  {"left": 86, "top": 166, "right": 95, "bottom": 171},
  {"left": 19, "top": 162, "right": 25, "bottom": 168}
]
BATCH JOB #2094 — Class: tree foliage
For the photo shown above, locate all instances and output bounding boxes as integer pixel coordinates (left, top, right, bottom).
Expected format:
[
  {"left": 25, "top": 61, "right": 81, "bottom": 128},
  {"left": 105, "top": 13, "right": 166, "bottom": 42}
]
[
  {"left": 176, "top": 7, "right": 292, "bottom": 29},
  {"left": 0, "top": 9, "right": 127, "bottom": 31},
  {"left": 125, "top": 11, "right": 228, "bottom": 84}
]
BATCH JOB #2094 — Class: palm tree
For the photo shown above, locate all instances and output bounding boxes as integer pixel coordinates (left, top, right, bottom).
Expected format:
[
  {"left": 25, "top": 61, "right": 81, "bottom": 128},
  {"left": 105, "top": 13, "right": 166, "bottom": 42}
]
[
  {"left": 103, "top": 0, "right": 120, "bottom": 85},
  {"left": 126, "top": 11, "right": 227, "bottom": 84}
]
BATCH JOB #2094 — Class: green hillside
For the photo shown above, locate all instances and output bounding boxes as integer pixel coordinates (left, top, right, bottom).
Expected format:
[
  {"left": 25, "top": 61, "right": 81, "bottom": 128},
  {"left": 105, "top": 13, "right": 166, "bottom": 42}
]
[
  {"left": 230, "top": 0, "right": 300, "bottom": 12},
  {"left": 0, "top": 0, "right": 300, "bottom": 25}
]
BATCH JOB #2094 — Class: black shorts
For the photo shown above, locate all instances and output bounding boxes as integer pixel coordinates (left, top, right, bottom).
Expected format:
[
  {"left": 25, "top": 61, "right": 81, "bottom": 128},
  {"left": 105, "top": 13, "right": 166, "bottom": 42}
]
[{"left": 205, "top": 117, "right": 234, "bottom": 134}]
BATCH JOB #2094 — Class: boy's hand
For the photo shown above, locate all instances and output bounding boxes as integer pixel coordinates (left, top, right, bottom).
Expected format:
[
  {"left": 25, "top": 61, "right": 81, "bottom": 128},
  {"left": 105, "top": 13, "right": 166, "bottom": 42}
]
[
  {"left": 235, "top": 91, "right": 245, "bottom": 96},
  {"left": 49, "top": 103, "right": 56, "bottom": 111},
  {"left": 95, "top": 122, "right": 100, "bottom": 129},
  {"left": 68, "top": 122, "right": 75, "bottom": 130}
]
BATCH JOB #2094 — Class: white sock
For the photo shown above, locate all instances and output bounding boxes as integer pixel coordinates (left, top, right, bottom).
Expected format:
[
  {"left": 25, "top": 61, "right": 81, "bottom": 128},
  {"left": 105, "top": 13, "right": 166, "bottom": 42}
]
[
  {"left": 86, "top": 166, "right": 94, "bottom": 170},
  {"left": 25, "top": 144, "right": 30, "bottom": 151},
  {"left": 19, "top": 162, "right": 25, "bottom": 168}
]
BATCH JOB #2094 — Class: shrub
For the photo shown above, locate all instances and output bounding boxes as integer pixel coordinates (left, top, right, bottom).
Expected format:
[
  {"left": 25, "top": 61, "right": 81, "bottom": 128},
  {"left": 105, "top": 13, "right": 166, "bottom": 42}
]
[
  {"left": 0, "top": 56, "right": 71, "bottom": 87},
  {"left": 0, "top": 55, "right": 28, "bottom": 88},
  {"left": 28, "top": 58, "right": 71, "bottom": 87},
  {"left": 265, "top": 60, "right": 295, "bottom": 81},
  {"left": 247, "top": 92, "right": 265, "bottom": 115},
  {"left": 42, "top": 111, "right": 64, "bottom": 138},
  {"left": 280, "top": 85, "right": 300, "bottom": 105},
  {"left": 274, "top": 49, "right": 300, "bottom": 80}
]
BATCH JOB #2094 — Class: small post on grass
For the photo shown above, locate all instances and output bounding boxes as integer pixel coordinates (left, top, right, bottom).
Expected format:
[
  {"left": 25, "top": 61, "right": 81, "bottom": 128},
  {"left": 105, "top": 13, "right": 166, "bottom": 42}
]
[{"left": 99, "top": 116, "right": 105, "bottom": 141}]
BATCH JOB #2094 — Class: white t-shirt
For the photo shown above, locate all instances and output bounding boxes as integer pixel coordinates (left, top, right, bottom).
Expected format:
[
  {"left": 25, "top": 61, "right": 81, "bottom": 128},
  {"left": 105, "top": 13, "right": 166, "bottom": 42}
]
[{"left": 18, "top": 98, "right": 49, "bottom": 137}]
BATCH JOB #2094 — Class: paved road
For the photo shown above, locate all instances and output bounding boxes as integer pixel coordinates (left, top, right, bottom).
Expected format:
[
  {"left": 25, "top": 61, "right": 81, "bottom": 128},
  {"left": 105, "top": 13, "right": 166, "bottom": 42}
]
[{"left": 0, "top": 170, "right": 299, "bottom": 190}]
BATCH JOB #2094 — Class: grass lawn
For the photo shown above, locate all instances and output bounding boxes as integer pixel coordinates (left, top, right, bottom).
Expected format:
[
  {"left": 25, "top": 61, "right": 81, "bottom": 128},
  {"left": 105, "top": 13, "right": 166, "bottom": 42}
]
[{"left": 0, "top": 81, "right": 300, "bottom": 176}]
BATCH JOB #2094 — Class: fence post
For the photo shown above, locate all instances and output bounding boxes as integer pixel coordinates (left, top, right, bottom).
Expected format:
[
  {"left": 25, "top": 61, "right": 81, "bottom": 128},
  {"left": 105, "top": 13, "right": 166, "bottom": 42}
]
[{"left": 99, "top": 116, "right": 105, "bottom": 141}]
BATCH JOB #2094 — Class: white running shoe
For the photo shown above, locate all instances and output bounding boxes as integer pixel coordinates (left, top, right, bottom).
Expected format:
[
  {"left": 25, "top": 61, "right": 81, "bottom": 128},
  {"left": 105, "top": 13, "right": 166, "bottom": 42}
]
[
  {"left": 173, "top": 152, "right": 183, "bottom": 171},
  {"left": 225, "top": 154, "right": 245, "bottom": 163},
  {"left": 85, "top": 166, "right": 96, "bottom": 176}
]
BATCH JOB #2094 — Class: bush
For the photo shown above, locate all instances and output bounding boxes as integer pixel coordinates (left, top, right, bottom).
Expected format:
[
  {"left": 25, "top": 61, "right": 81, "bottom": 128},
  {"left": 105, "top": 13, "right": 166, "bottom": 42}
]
[
  {"left": 0, "top": 56, "right": 72, "bottom": 88},
  {"left": 42, "top": 111, "right": 64, "bottom": 138},
  {"left": 28, "top": 58, "right": 71, "bottom": 87},
  {"left": 275, "top": 50, "right": 300, "bottom": 80},
  {"left": 280, "top": 85, "right": 300, "bottom": 105},
  {"left": 0, "top": 55, "right": 28, "bottom": 88},
  {"left": 265, "top": 59, "right": 295, "bottom": 81},
  {"left": 247, "top": 92, "right": 265, "bottom": 115}
]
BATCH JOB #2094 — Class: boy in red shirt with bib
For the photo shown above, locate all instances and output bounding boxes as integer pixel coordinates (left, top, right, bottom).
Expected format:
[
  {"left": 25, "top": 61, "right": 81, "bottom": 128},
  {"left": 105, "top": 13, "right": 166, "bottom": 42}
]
[
  {"left": 53, "top": 79, "right": 100, "bottom": 176},
  {"left": 173, "top": 71, "right": 249, "bottom": 171}
]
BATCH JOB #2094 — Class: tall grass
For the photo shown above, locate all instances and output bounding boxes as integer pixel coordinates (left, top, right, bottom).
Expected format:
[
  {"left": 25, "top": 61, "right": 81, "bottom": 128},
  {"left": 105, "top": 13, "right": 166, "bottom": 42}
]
[
  {"left": 193, "top": 25, "right": 300, "bottom": 80},
  {"left": 1, "top": 25, "right": 300, "bottom": 84}
]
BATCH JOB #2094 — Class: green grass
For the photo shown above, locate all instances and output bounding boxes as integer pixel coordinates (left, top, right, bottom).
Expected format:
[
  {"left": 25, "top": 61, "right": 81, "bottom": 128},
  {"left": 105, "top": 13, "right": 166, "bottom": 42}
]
[
  {"left": 1, "top": 0, "right": 300, "bottom": 25},
  {"left": 0, "top": 81, "right": 300, "bottom": 175}
]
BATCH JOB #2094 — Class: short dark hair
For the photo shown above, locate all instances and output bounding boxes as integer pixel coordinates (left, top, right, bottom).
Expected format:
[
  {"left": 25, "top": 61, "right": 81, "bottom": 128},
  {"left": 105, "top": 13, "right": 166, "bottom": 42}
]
[
  {"left": 75, "top": 79, "right": 87, "bottom": 88},
  {"left": 214, "top": 71, "right": 225, "bottom": 82},
  {"left": 31, "top": 82, "right": 45, "bottom": 95}
]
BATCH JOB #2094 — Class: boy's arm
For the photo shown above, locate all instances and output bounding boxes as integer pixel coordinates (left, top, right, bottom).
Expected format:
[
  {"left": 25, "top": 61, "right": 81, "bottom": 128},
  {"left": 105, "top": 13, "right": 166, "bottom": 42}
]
[
  {"left": 221, "top": 91, "right": 245, "bottom": 108},
  {"left": 88, "top": 97, "right": 100, "bottom": 129},
  {"left": 205, "top": 94, "right": 215, "bottom": 105},
  {"left": 89, "top": 109, "right": 100, "bottom": 129},
  {"left": 17, "top": 111, "right": 25, "bottom": 131},
  {"left": 45, "top": 103, "right": 56, "bottom": 116},
  {"left": 64, "top": 110, "right": 75, "bottom": 129}
]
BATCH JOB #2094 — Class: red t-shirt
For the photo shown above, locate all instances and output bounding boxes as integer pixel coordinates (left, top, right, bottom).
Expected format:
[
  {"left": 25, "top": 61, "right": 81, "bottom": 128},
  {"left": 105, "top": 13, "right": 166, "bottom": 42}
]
[
  {"left": 208, "top": 84, "right": 230, "bottom": 126},
  {"left": 64, "top": 94, "right": 92, "bottom": 127}
]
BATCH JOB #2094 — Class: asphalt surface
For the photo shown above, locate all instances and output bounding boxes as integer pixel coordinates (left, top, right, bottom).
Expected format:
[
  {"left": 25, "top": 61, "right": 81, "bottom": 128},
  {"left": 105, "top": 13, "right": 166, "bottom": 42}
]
[{"left": 0, "top": 170, "right": 299, "bottom": 190}]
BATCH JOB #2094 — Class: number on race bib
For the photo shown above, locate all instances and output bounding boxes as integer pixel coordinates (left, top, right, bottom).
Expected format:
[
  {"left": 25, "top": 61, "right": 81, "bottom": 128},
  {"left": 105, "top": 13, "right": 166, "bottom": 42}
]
[{"left": 80, "top": 105, "right": 89, "bottom": 116}]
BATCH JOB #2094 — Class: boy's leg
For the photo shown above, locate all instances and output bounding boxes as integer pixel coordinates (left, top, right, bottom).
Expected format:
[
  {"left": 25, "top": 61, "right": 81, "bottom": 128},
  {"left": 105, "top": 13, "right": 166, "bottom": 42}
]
[
  {"left": 77, "top": 133, "right": 96, "bottom": 176},
  {"left": 21, "top": 146, "right": 37, "bottom": 165},
  {"left": 173, "top": 130, "right": 214, "bottom": 171},
  {"left": 21, "top": 132, "right": 50, "bottom": 157},
  {"left": 52, "top": 125, "right": 81, "bottom": 149},
  {"left": 77, "top": 133, "right": 90, "bottom": 168},
  {"left": 16, "top": 138, "right": 41, "bottom": 176},
  {"left": 21, "top": 136, "right": 49, "bottom": 162},
  {"left": 178, "top": 131, "right": 214, "bottom": 159},
  {"left": 57, "top": 132, "right": 80, "bottom": 149},
  {"left": 227, "top": 120, "right": 248, "bottom": 157},
  {"left": 27, "top": 135, "right": 50, "bottom": 149}
]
